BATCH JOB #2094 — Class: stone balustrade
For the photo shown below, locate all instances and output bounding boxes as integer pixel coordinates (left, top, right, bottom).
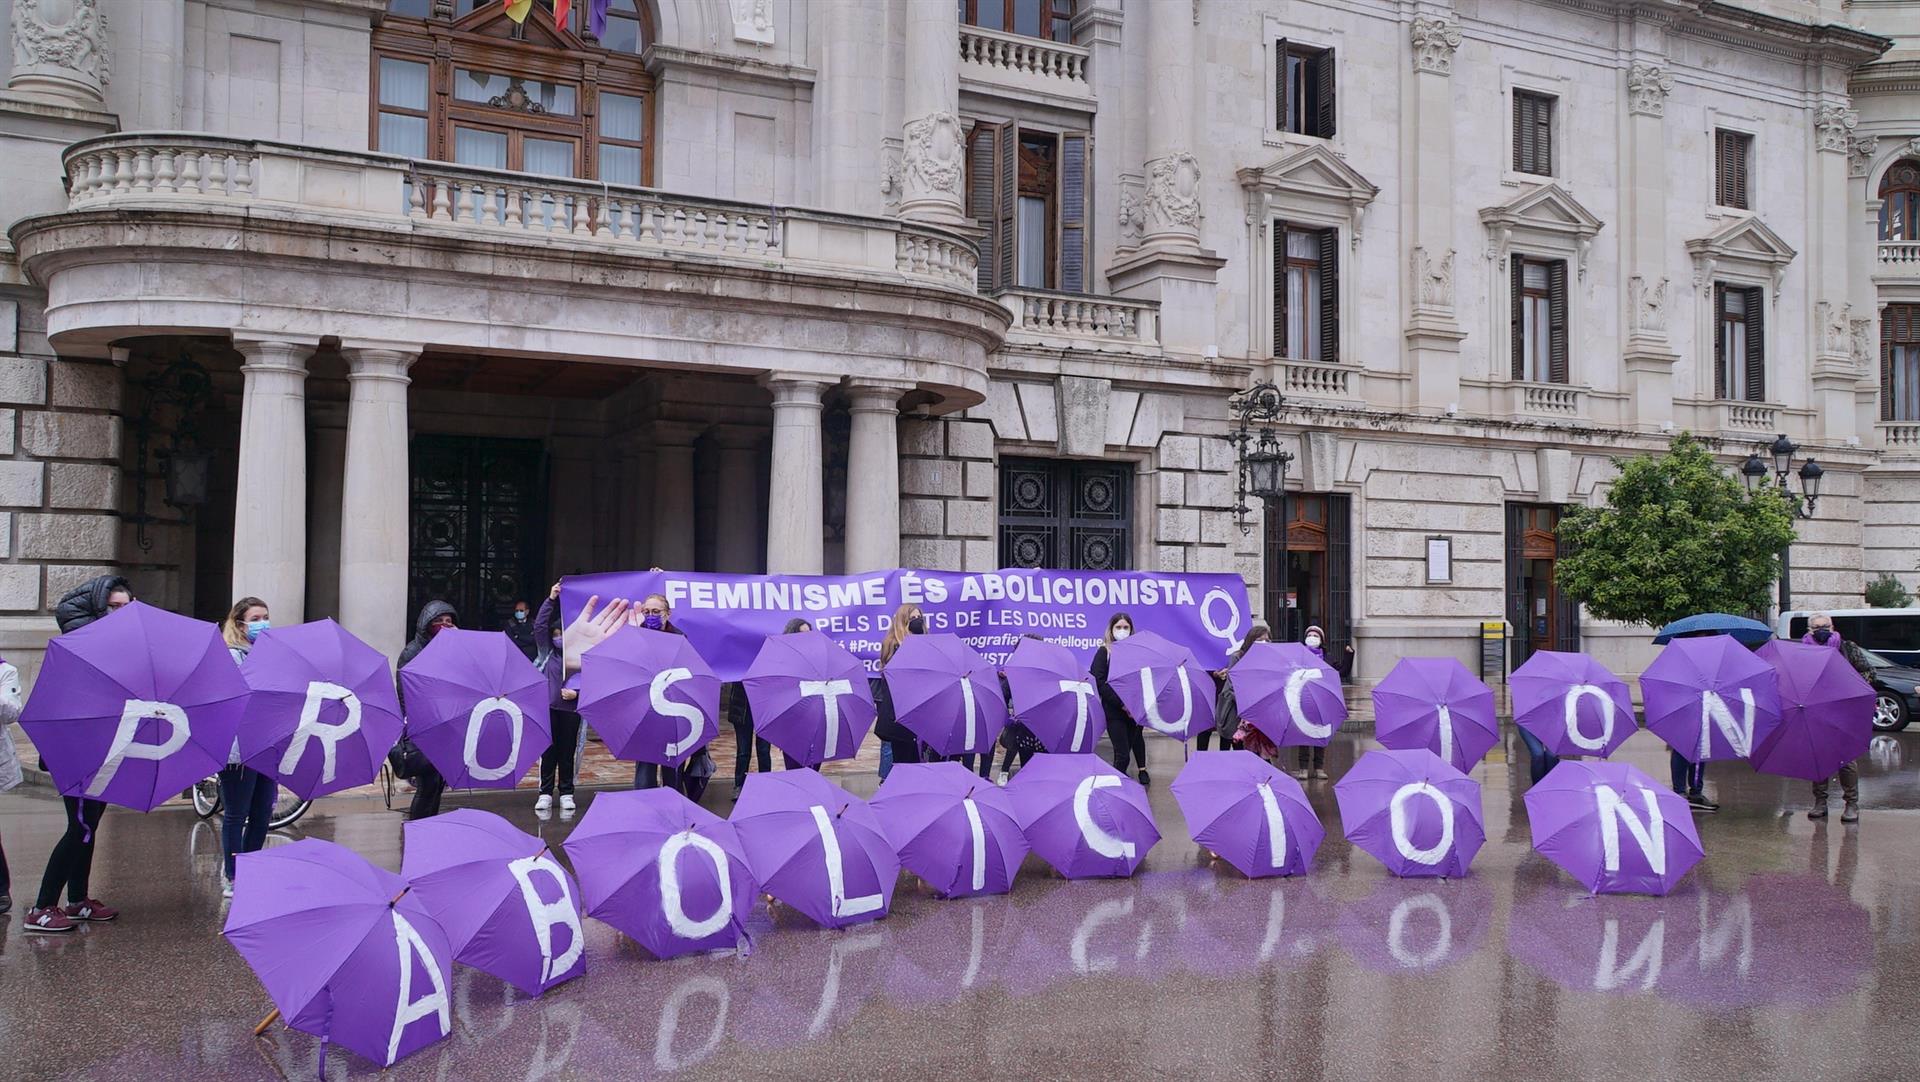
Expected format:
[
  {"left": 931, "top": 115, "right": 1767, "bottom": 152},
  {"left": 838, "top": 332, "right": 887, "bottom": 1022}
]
[
  {"left": 1724, "top": 401, "right": 1782, "bottom": 432},
  {"left": 1878, "top": 421, "right": 1920, "bottom": 451},
  {"left": 997, "top": 288, "right": 1161, "bottom": 353},
  {"left": 1281, "top": 361, "right": 1355, "bottom": 399},
  {"left": 1520, "top": 383, "right": 1580, "bottom": 415},
  {"left": 1878, "top": 240, "right": 1920, "bottom": 269},
  {"left": 959, "top": 25, "right": 1090, "bottom": 86}
]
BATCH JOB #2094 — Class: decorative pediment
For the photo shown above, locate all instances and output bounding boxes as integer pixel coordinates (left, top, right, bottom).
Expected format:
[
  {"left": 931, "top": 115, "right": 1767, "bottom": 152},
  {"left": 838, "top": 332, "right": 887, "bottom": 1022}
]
[
  {"left": 1237, "top": 144, "right": 1380, "bottom": 208},
  {"left": 1684, "top": 215, "right": 1797, "bottom": 268},
  {"left": 1478, "top": 183, "right": 1604, "bottom": 241},
  {"left": 451, "top": 5, "right": 583, "bottom": 51}
]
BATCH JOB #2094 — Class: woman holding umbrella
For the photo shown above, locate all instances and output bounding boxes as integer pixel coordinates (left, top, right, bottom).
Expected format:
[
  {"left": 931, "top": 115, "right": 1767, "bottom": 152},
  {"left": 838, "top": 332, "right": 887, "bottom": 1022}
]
[
  {"left": 873, "top": 603, "right": 925, "bottom": 777},
  {"left": 532, "top": 582, "right": 581, "bottom": 814},
  {"left": 397, "top": 600, "right": 457, "bottom": 821},
  {"left": 1212, "top": 625, "right": 1271, "bottom": 755},
  {"left": 1090, "top": 612, "right": 1149, "bottom": 785},
  {"left": 728, "top": 619, "right": 807, "bottom": 793},
  {"left": 217, "top": 596, "right": 276, "bottom": 897},
  {"left": 1294, "top": 625, "right": 1352, "bottom": 780}
]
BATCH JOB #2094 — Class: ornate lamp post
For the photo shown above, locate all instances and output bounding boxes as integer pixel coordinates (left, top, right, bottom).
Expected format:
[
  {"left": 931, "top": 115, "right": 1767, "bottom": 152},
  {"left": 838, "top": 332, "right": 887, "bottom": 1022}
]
[
  {"left": 1231, "top": 380, "right": 1293, "bottom": 633},
  {"left": 1739, "top": 433, "right": 1823, "bottom": 613}
]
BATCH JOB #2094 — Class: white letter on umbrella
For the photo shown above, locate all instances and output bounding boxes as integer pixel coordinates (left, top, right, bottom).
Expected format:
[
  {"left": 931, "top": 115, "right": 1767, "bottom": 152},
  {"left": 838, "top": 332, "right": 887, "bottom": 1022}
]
[
  {"left": 1058, "top": 680, "right": 1096, "bottom": 751},
  {"left": 1595, "top": 784, "right": 1666, "bottom": 876},
  {"left": 962, "top": 797, "right": 988, "bottom": 892},
  {"left": 1562, "top": 684, "right": 1615, "bottom": 753},
  {"left": 1256, "top": 779, "right": 1289, "bottom": 869},
  {"left": 387, "top": 909, "right": 451, "bottom": 1065},
  {"left": 799, "top": 679, "right": 854, "bottom": 759},
  {"left": 659, "top": 829, "right": 733, "bottom": 940},
  {"left": 1136, "top": 667, "right": 1193, "bottom": 736},
  {"left": 1432, "top": 704, "right": 1455, "bottom": 766},
  {"left": 463, "top": 697, "right": 524, "bottom": 781},
  {"left": 809, "top": 805, "right": 882, "bottom": 918},
  {"left": 506, "top": 851, "right": 584, "bottom": 985},
  {"left": 1698, "top": 689, "right": 1756, "bottom": 758},
  {"left": 1388, "top": 781, "right": 1456, "bottom": 866},
  {"left": 956, "top": 677, "right": 979, "bottom": 751},
  {"left": 649, "top": 668, "right": 706, "bottom": 760},
  {"left": 1284, "top": 667, "right": 1330, "bottom": 739},
  {"left": 280, "top": 681, "right": 362, "bottom": 785},
  {"left": 1073, "top": 775, "right": 1136, "bottom": 860},
  {"left": 88, "top": 699, "right": 191, "bottom": 797}
]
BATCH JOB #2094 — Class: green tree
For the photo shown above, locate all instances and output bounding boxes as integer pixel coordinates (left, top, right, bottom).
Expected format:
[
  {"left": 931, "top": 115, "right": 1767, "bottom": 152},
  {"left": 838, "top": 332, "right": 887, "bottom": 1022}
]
[
  {"left": 1556, "top": 434, "right": 1795, "bottom": 628},
  {"left": 1866, "top": 572, "right": 1912, "bottom": 609}
]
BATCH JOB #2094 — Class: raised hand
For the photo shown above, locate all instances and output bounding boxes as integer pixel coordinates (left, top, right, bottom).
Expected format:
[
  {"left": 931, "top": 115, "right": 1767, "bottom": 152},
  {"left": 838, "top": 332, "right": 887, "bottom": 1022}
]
[{"left": 562, "top": 594, "right": 629, "bottom": 672}]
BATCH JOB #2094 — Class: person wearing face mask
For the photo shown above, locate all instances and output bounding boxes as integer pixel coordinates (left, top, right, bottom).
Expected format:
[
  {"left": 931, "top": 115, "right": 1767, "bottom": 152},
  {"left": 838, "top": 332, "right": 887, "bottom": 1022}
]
[
  {"left": 1803, "top": 613, "right": 1870, "bottom": 823},
  {"left": 215, "top": 597, "right": 276, "bottom": 898},
  {"left": 1215, "top": 625, "right": 1271, "bottom": 757},
  {"left": 506, "top": 598, "right": 538, "bottom": 661},
  {"left": 632, "top": 594, "right": 703, "bottom": 793},
  {"left": 398, "top": 600, "right": 458, "bottom": 820},
  {"left": 872, "top": 604, "right": 926, "bottom": 778},
  {"left": 1090, "top": 612, "right": 1150, "bottom": 785},
  {"left": 531, "top": 582, "right": 582, "bottom": 814},
  {"left": 1291, "top": 625, "right": 1352, "bottom": 780}
]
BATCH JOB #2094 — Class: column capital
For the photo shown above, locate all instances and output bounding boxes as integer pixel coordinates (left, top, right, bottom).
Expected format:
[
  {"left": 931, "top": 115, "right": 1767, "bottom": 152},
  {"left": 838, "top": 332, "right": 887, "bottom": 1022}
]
[
  {"left": 1626, "top": 60, "right": 1674, "bottom": 118},
  {"left": 843, "top": 379, "right": 916, "bottom": 414},
  {"left": 233, "top": 337, "right": 318, "bottom": 376},
  {"left": 760, "top": 372, "right": 834, "bottom": 406},
  {"left": 1409, "top": 13, "right": 1463, "bottom": 76},
  {"left": 341, "top": 343, "right": 421, "bottom": 384}
]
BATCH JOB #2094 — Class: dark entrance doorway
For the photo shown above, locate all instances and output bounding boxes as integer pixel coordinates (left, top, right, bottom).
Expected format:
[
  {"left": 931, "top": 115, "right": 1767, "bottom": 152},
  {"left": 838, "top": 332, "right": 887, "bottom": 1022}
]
[
  {"left": 998, "top": 457, "right": 1132, "bottom": 570},
  {"left": 409, "top": 434, "right": 549, "bottom": 636},
  {"left": 1264, "top": 492, "right": 1352, "bottom": 647},
  {"left": 1505, "top": 502, "right": 1579, "bottom": 667}
]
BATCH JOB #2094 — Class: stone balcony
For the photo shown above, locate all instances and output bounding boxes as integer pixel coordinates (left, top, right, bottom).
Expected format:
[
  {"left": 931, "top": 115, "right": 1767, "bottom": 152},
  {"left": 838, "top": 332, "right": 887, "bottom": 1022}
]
[
  {"left": 1878, "top": 421, "right": 1920, "bottom": 458},
  {"left": 1877, "top": 239, "right": 1920, "bottom": 278},
  {"left": 1278, "top": 360, "right": 1358, "bottom": 403},
  {"left": 1718, "top": 400, "right": 1783, "bottom": 434},
  {"left": 996, "top": 288, "right": 1159, "bottom": 355},
  {"left": 958, "top": 25, "right": 1094, "bottom": 107}
]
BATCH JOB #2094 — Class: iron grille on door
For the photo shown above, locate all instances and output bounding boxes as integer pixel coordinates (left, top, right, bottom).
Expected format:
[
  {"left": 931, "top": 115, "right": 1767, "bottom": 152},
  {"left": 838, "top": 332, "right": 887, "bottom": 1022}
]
[
  {"left": 998, "top": 457, "right": 1132, "bottom": 570},
  {"left": 409, "top": 434, "right": 548, "bottom": 638}
]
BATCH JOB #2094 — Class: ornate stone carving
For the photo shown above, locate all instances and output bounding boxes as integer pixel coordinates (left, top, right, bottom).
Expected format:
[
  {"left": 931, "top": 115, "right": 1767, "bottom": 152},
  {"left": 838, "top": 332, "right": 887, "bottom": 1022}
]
[
  {"left": 1850, "top": 134, "right": 1879, "bottom": 178},
  {"left": 1816, "top": 102, "right": 1858, "bottom": 155},
  {"left": 1409, "top": 14, "right": 1463, "bottom": 76},
  {"left": 487, "top": 78, "right": 547, "bottom": 114},
  {"left": 902, "top": 112, "right": 965, "bottom": 204},
  {"left": 1851, "top": 317, "right": 1873, "bottom": 373},
  {"left": 730, "top": 0, "right": 775, "bottom": 46},
  {"left": 1818, "top": 300, "right": 1852, "bottom": 357},
  {"left": 1630, "top": 276, "right": 1669, "bottom": 334},
  {"left": 1626, "top": 62, "right": 1672, "bottom": 118},
  {"left": 880, "top": 141, "right": 903, "bottom": 209},
  {"left": 1412, "top": 247, "right": 1455, "bottom": 310},
  {"left": 1145, "top": 152, "right": 1202, "bottom": 232},
  {"left": 9, "top": 0, "right": 111, "bottom": 105},
  {"left": 1118, "top": 188, "right": 1147, "bottom": 242}
]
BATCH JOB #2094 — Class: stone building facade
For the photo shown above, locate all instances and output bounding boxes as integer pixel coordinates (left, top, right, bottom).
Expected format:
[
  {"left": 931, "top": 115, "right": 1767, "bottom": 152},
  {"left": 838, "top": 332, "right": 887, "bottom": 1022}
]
[{"left": 0, "top": 0, "right": 1916, "bottom": 687}]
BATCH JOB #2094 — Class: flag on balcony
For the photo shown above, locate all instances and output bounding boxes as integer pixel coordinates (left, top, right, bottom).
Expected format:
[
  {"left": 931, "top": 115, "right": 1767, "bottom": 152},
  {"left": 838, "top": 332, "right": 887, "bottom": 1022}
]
[
  {"left": 588, "top": 0, "right": 610, "bottom": 38},
  {"left": 554, "top": 0, "right": 572, "bottom": 28},
  {"left": 503, "top": 0, "right": 532, "bottom": 23}
]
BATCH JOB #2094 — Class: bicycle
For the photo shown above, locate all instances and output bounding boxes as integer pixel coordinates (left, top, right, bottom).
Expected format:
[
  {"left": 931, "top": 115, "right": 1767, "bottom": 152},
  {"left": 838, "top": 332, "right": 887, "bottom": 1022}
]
[{"left": 190, "top": 774, "right": 313, "bottom": 830}]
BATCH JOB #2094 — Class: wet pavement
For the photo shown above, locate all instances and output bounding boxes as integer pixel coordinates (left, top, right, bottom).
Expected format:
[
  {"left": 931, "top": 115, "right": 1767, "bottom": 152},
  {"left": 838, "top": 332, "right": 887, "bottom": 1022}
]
[{"left": 2, "top": 726, "right": 1916, "bottom": 1082}]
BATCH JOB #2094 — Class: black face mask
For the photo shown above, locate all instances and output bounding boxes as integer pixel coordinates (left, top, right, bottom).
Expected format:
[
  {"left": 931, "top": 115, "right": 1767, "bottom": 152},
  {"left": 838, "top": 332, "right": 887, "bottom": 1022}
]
[
  {"left": 1813, "top": 628, "right": 1834, "bottom": 644},
  {"left": 906, "top": 616, "right": 926, "bottom": 635}
]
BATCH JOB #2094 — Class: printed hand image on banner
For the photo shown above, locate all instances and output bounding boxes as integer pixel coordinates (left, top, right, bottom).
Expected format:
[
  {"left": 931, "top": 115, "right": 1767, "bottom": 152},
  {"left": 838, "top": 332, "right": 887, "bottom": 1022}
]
[{"left": 561, "top": 569, "right": 1252, "bottom": 681}]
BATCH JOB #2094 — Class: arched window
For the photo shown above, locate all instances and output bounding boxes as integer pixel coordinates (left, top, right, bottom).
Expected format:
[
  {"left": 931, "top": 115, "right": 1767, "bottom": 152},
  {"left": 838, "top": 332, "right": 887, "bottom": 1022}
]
[
  {"left": 960, "top": 0, "right": 1076, "bottom": 42},
  {"left": 374, "top": 1, "right": 653, "bottom": 185},
  {"left": 1879, "top": 159, "right": 1920, "bottom": 241}
]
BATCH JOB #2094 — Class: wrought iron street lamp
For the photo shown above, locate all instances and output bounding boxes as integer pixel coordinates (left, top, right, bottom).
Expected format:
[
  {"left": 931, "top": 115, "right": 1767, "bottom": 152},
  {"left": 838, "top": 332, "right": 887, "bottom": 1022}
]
[
  {"left": 1739, "top": 433, "right": 1822, "bottom": 612},
  {"left": 1230, "top": 380, "right": 1296, "bottom": 635}
]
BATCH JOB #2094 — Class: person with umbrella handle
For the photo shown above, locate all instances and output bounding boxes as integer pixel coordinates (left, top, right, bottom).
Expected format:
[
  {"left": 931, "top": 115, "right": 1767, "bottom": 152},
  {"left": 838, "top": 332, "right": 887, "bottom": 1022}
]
[
  {"left": 1803, "top": 613, "right": 1867, "bottom": 823},
  {"left": 873, "top": 604, "right": 926, "bottom": 778},
  {"left": 1293, "top": 625, "right": 1350, "bottom": 780},
  {"left": 532, "top": 582, "right": 581, "bottom": 815},
  {"left": 629, "top": 593, "right": 696, "bottom": 795},
  {"left": 1090, "top": 612, "right": 1149, "bottom": 785},
  {"left": 217, "top": 596, "right": 277, "bottom": 898},
  {"left": 397, "top": 600, "right": 459, "bottom": 821}
]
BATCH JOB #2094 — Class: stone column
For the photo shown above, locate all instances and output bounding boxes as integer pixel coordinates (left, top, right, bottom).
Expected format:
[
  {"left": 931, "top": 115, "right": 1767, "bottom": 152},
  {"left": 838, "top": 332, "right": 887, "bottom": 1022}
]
[
  {"left": 305, "top": 403, "right": 348, "bottom": 621},
  {"left": 1812, "top": 98, "right": 1861, "bottom": 440},
  {"left": 649, "top": 421, "right": 703, "bottom": 572},
  {"left": 898, "top": 0, "right": 965, "bottom": 223},
  {"left": 338, "top": 344, "right": 418, "bottom": 660},
  {"left": 712, "top": 425, "right": 766, "bottom": 573},
  {"left": 7, "top": 0, "right": 111, "bottom": 108},
  {"left": 843, "top": 382, "right": 912, "bottom": 572},
  {"left": 1621, "top": 50, "right": 1679, "bottom": 425},
  {"left": 1405, "top": 12, "right": 1467, "bottom": 410},
  {"left": 1139, "top": 0, "right": 1201, "bottom": 252},
  {"left": 231, "top": 338, "right": 314, "bottom": 623},
  {"left": 763, "top": 375, "right": 831, "bottom": 574}
]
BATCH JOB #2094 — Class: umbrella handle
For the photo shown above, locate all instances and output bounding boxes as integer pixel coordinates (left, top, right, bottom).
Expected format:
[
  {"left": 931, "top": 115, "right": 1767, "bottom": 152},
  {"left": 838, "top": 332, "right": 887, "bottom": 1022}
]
[{"left": 252, "top": 1007, "right": 281, "bottom": 1036}]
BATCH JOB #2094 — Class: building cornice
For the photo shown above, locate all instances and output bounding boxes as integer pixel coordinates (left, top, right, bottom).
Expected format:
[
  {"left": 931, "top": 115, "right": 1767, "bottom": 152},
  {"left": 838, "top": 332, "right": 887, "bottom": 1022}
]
[{"left": 642, "top": 44, "right": 816, "bottom": 90}]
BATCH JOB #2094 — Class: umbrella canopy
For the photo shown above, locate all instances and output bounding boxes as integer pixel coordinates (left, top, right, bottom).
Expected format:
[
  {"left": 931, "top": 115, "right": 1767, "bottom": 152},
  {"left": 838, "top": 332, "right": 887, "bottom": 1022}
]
[
  {"left": 1640, "top": 634, "right": 1782, "bottom": 764},
  {"left": 741, "top": 630, "right": 876, "bottom": 767},
  {"left": 1751, "top": 640, "right": 1876, "bottom": 781},
  {"left": 870, "top": 761, "right": 1028, "bottom": 897},
  {"left": 236, "top": 619, "right": 403, "bottom": 800},
  {"left": 1334, "top": 748, "right": 1485, "bottom": 878},
  {"left": 1002, "top": 637, "right": 1104, "bottom": 754},
  {"left": 1370, "top": 657, "right": 1498, "bottom": 773},
  {"left": 562, "top": 788, "right": 756, "bottom": 959},
  {"left": 21, "top": 601, "right": 250, "bottom": 811},
  {"left": 399, "top": 629, "right": 550, "bottom": 789},
  {"left": 1510, "top": 650, "right": 1638, "bottom": 760},
  {"left": 1653, "top": 613, "right": 1773, "bottom": 646},
  {"left": 1170, "top": 750, "right": 1322, "bottom": 878},
  {"left": 1229, "top": 642, "right": 1346, "bottom": 748},
  {"left": 223, "top": 839, "right": 453, "bottom": 1068},
  {"left": 883, "top": 634, "right": 1007, "bottom": 758},
  {"left": 1006, "top": 753, "right": 1159, "bottom": 879},
  {"left": 1104, "top": 630, "right": 1215, "bottom": 740},
  {"left": 576, "top": 627, "right": 720, "bottom": 766},
  {"left": 1524, "top": 760, "right": 1704, "bottom": 895},
  {"left": 400, "top": 810, "right": 586, "bottom": 996},
  {"left": 731, "top": 769, "right": 898, "bottom": 929}
]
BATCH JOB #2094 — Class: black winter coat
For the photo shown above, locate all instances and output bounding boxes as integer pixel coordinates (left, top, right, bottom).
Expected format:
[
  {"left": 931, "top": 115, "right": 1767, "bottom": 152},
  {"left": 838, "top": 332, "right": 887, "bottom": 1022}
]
[{"left": 55, "top": 574, "right": 130, "bottom": 634}]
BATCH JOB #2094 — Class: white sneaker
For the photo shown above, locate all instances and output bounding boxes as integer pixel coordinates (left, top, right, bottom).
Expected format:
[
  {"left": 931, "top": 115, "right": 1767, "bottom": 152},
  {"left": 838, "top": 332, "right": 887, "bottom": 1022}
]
[
  {"left": 559, "top": 795, "right": 576, "bottom": 812},
  {"left": 222, "top": 881, "right": 233, "bottom": 899},
  {"left": 534, "top": 794, "right": 553, "bottom": 811},
  {"left": 997, "top": 770, "right": 1009, "bottom": 786}
]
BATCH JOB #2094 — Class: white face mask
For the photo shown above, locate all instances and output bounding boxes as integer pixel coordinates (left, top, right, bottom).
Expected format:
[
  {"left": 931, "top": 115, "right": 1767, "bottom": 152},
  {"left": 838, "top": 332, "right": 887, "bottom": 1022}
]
[
  {"left": 1305, "top": 634, "right": 1322, "bottom": 648},
  {"left": 1113, "top": 627, "right": 1131, "bottom": 641}
]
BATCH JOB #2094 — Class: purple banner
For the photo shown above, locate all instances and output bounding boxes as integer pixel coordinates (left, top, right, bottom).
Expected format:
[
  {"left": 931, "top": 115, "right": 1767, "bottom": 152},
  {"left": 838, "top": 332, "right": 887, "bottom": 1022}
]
[{"left": 561, "top": 569, "right": 1251, "bottom": 681}]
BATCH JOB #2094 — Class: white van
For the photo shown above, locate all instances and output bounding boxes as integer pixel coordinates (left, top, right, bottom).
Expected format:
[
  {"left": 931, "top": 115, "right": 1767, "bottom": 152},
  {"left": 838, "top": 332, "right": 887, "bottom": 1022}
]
[{"left": 1776, "top": 608, "right": 1920, "bottom": 665}]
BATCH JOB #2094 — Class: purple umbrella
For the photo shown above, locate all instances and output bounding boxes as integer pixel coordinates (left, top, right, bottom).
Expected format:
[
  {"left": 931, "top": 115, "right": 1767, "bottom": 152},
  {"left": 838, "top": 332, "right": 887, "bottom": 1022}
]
[
  {"left": 1371, "top": 657, "right": 1498, "bottom": 773},
  {"left": 400, "top": 811, "right": 584, "bottom": 998},
  {"left": 562, "top": 788, "right": 755, "bottom": 959},
  {"left": 577, "top": 627, "right": 720, "bottom": 766},
  {"left": 1229, "top": 642, "right": 1345, "bottom": 748},
  {"left": 1640, "top": 635, "right": 1782, "bottom": 764},
  {"left": 1334, "top": 748, "right": 1485, "bottom": 878},
  {"left": 741, "top": 630, "right": 876, "bottom": 767},
  {"left": 731, "top": 769, "right": 898, "bottom": 929},
  {"left": 399, "top": 629, "right": 550, "bottom": 789},
  {"left": 21, "top": 601, "right": 250, "bottom": 811},
  {"left": 1525, "top": 760, "right": 1703, "bottom": 895},
  {"left": 1510, "top": 650, "right": 1637, "bottom": 759},
  {"left": 870, "top": 761, "right": 1028, "bottom": 897},
  {"left": 1751, "top": 640, "right": 1875, "bottom": 781},
  {"left": 1006, "top": 753, "right": 1159, "bottom": 879},
  {"left": 224, "top": 839, "right": 453, "bottom": 1068},
  {"left": 1170, "top": 750, "right": 1322, "bottom": 878},
  {"left": 1002, "top": 636, "right": 1104, "bottom": 754},
  {"left": 1104, "top": 630, "right": 1215, "bottom": 740},
  {"left": 236, "top": 619, "right": 403, "bottom": 800},
  {"left": 884, "top": 634, "right": 1007, "bottom": 758}
]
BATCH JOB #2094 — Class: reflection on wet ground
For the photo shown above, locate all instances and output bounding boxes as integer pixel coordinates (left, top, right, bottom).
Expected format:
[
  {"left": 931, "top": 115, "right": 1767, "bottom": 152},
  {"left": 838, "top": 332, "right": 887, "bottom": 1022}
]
[{"left": 3, "top": 726, "right": 1916, "bottom": 1081}]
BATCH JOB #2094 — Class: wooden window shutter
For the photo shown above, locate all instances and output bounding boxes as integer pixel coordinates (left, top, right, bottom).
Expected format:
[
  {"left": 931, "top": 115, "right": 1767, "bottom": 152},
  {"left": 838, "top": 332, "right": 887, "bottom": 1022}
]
[
  {"left": 1734, "top": 137, "right": 1750, "bottom": 209},
  {"left": 1313, "top": 50, "right": 1337, "bottom": 138},
  {"left": 1538, "top": 96, "right": 1554, "bottom": 174},
  {"left": 1275, "top": 40, "right": 1288, "bottom": 131},
  {"left": 1547, "top": 260, "right": 1569, "bottom": 383},
  {"left": 1712, "top": 284, "right": 1728, "bottom": 398},
  {"left": 1884, "top": 309, "right": 1898, "bottom": 422},
  {"left": 1512, "top": 94, "right": 1528, "bottom": 173},
  {"left": 967, "top": 123, "right": 1000, "bottom": 291},
  {"left": 1318, "top": 227, "right": 1339, "bottom": 362},
  {"left": 995, "top": 122, "right": 1017, "bottom": 292},
  {"left": 1272, "top": 221, "right": 1288, "bottom": 357},
  {"left": 1744, "top": 285, "right": 1766, "bottom": 401},
  {"left": 1058, "top": 132, "right": 1089, "bottom": 293},
  {"left": 1510, "top": 258, "right": 1526, "bottom": 380},
  {"left": 1716, "top": 133, "right": 1733, "bottom": 207}
]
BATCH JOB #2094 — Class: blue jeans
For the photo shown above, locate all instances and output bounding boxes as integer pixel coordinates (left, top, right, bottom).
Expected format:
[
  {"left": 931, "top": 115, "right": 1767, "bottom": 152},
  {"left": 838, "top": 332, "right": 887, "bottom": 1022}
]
[
  {"left": 1669, "top": 749, "right": 1705, "bottom": 796},
  {"left": 1517, "top": 726, "right": 1559, "bottom": 786},
  {"left": 879, "top": 740, "right": 895, "bottom": 779},
  {"left": 219, "top": 765, "right": 277, "bottom": 882}
]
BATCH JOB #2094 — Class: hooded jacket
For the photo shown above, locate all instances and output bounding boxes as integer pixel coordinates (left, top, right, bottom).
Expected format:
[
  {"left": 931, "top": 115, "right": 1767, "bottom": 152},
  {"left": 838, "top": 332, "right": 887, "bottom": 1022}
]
[
  {"left": 54, "top": 574, "right": 130, "bottom": 635},
  {"left": 399, "top": 600, "right": 458, "bottom": 671}
]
